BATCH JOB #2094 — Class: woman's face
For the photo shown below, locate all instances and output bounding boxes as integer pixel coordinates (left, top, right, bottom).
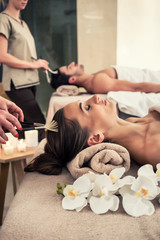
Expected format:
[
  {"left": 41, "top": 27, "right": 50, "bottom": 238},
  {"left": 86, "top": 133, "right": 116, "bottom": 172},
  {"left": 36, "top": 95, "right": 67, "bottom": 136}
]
[
  {"left": 9, "top": 0, "right": 28, "bottom": 10},
  {"left": 64, "top": 95, "right": 118, "bottom": 136}
]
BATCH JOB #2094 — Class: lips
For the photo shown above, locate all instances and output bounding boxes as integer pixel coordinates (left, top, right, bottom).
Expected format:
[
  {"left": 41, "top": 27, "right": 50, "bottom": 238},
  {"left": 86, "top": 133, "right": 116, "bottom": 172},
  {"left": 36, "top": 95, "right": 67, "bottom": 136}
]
[{"left": 21, "top": 3, "right": 27, "bottom": 7}]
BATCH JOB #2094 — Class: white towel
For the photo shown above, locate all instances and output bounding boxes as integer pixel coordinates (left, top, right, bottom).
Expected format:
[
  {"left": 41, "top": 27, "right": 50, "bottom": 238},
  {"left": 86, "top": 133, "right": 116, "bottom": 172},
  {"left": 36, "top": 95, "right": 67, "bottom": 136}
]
[
  {"left": 108, "top": 66, "right": 160, "bottom": 117},
  {"left": 56, "top": 85, "right": 79, "bottom": 96},
  {"left": 112, "top": 65, "right": 160, "bottom": 84},
  {"left": 107, "top": 91, "right": 160, "bottom": 117}
]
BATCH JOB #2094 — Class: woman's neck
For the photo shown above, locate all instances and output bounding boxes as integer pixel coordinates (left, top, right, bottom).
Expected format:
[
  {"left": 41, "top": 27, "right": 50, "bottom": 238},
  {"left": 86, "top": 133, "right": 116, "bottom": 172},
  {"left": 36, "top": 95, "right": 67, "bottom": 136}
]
[{"left": 106, "top": 118, "right": 147, "bottom": 147}]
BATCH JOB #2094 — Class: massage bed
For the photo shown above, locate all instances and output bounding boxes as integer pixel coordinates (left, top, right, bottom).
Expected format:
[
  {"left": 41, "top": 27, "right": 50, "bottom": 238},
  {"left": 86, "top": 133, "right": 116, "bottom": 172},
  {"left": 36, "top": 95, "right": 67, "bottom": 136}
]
[{"left": 0, "top": 89, "right": 160, "bottom": 240}]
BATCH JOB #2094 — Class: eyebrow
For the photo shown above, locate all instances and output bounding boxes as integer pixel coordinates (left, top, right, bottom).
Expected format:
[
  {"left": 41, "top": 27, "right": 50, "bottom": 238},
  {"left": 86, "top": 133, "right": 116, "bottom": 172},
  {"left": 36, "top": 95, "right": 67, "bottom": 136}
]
[{"left": 79, "top": 102, "right": 84, "bottom": 112}]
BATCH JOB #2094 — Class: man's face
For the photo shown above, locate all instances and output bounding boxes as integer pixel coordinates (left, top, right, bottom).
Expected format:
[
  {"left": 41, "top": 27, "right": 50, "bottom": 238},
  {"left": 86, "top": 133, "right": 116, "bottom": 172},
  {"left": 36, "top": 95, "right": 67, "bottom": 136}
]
[{"left": 59, "top": 62, "right": 84, "bottom": 76}]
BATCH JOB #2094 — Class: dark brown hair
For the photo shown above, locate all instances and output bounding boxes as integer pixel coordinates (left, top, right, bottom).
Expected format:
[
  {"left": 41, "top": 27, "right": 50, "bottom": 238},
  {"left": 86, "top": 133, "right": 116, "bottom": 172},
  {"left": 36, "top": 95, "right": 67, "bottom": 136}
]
[
  {"left": 50, "top": 69, "right": 71, "bottom": 89},
  {"left": 24, "top": 108, "right": 90, "bottom": 175}
]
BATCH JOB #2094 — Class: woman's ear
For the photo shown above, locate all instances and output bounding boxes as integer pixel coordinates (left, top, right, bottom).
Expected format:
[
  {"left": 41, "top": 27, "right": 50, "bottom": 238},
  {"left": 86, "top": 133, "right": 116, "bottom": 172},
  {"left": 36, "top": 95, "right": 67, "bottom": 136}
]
[
  {"left": 69, "top": 76, "right": 77, "bottom": 84},
  {"left": 87, "top": 132, "right": 104, "bottom": 146}
]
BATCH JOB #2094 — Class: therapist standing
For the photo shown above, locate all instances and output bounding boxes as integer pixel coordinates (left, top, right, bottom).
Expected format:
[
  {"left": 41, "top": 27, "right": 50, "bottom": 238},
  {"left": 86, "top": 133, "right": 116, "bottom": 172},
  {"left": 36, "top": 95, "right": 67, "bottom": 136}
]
[{"left": 0, "top": 0, "right": 49, "bottom": 141}]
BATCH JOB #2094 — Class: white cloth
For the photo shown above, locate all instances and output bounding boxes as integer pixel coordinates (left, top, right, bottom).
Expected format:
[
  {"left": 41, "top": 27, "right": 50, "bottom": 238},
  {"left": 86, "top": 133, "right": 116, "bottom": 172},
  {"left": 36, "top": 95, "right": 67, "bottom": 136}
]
[
  {"left": 107, "top": 91, "right": 160, "bottom": 117},
  {"left": 112, "top": 65, "right": 160, "bottom": 83},
  {"left": 108, "top": 66, "right": 160, "bottom": 117}
]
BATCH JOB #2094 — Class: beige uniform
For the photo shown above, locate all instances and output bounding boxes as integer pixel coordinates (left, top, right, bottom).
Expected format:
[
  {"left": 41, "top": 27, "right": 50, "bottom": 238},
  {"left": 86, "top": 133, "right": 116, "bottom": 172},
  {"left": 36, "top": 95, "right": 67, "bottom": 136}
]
[{"left": 0, "top": 13, "right": 39, "bottom": 91}]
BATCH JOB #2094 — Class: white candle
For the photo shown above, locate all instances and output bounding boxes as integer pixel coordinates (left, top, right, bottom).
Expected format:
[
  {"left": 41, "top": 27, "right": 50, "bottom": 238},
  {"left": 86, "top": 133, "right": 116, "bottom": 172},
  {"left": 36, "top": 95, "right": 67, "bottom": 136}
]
[
  {"left": 17, "top": 139, "right": 26, "bottom": 152},
  {"left": 3, "top": 141, "right": 14, "bottom": 155},
  {"left": 6, "top": 133, "right": 18, "bottom": 148},
  {"left": 24, "top": 130, "right": 38, "bottom": 147}
]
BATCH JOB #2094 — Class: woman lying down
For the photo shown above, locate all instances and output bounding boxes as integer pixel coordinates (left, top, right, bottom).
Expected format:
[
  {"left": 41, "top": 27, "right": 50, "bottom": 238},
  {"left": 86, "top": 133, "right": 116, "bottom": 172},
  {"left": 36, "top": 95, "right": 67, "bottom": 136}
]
[{"left": 25, "top": 95, "right": 160, "bottom": 175}]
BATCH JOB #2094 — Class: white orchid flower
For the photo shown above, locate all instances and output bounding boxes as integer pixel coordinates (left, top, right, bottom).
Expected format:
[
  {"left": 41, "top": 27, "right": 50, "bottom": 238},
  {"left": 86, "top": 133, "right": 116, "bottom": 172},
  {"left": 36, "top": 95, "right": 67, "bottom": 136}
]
[
  {"left": 109, "top": 167, "right": 135, "bottom": 191},
  {"left": 88, "top": 174, "right": 119, "bottom": 214},
  {"left": 156, "top": 163, "right": 160, "bottom": 182},
  {"left": 120, "top": 175, "right": 160, "bottom": 217},
  {"left": 62, "top": 175, "right": 92, "bottom": 212},
  {"left": 137, "top": 164, "right": 159, "bottom": 184},
  {"left": 83, "top": 172, "right": 99, "bottom": 189}
]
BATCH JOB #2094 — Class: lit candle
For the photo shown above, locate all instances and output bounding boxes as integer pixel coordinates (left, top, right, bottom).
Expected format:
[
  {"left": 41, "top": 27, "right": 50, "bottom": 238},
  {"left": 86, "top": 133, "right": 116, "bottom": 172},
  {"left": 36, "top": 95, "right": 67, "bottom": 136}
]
[
  {"left": 24, "top": 130, "right": 38, "bottom": 147},
  {"left": 17, "top": 139, "right": 27, "bottom": 152},
  {"left": 3, "top": 141, "right": 14, "bottom": 155}
]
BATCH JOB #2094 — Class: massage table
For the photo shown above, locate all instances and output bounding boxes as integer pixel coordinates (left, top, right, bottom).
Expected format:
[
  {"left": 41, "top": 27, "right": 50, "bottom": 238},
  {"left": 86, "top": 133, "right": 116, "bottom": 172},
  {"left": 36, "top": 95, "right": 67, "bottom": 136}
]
[
  {"left": 0, "top": 162, "right": 159, "bottom": 240},
  {"left": 0, "top": 90, "right": 160, "bottom": 240}
]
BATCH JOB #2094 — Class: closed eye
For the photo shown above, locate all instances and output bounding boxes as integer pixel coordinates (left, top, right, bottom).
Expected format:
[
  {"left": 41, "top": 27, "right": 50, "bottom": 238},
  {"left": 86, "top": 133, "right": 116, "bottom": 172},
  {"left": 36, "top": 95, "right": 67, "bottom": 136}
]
[{"left": 85, "top": 105, "right": 91, "bottom": 111}]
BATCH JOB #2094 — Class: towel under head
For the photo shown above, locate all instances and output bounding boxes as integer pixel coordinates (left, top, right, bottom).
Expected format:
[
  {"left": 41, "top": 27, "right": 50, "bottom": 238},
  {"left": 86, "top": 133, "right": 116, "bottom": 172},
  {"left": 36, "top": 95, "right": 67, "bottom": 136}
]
[{"left": 67, "top": 142, "right": 131, "bottom": 179}]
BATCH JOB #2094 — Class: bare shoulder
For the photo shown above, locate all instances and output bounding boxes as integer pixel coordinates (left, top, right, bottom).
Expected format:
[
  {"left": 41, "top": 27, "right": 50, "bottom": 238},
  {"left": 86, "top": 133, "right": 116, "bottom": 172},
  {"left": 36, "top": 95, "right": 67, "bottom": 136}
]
[
  {"left": 128, "top": 115, "right": 160, "bottom": 168},
  {"left": 92, "top": 72, "right": 116, "bottom": 93},
  {"left": 130, "top": 139, "right": 160, "bottom": 169},
  {"left": 94, "top": 67, "right": 117, "bottom": 78},
  {"left": 143, "top": 118, "right": 160, "bottom": 168},
  {"left": 144, "top": 140, "right": 160, "bottom": 168}
]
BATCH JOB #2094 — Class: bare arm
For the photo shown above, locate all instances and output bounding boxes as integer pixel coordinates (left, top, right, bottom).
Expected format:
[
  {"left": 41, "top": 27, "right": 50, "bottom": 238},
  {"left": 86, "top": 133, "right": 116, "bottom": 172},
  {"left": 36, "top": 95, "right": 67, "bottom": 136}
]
[
  {"left": 0, "top": 34, "right": 49, "bottom": 70},
  {"left": 111, "top": 79, "right": 160, "bottom": 93},
  {"left": 92, "top": 72, "right": 160, "bottom": 93}
]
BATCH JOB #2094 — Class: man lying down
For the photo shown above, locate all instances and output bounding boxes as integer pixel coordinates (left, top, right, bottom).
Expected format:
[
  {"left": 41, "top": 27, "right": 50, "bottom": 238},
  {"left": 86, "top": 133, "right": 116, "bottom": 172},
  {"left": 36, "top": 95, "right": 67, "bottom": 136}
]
[
  {"left": 50, "top": 62, "right": 160, "bottom": 94},
  {"left": 24, "top": 95, "right": 160, "bottom": 176}
]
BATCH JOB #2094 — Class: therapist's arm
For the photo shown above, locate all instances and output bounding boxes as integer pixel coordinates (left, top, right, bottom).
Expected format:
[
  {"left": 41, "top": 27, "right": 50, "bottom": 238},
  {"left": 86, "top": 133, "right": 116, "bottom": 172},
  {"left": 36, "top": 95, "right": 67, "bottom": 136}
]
[{"left": 0, "top": 34, "right": 49, "bottom": 70}]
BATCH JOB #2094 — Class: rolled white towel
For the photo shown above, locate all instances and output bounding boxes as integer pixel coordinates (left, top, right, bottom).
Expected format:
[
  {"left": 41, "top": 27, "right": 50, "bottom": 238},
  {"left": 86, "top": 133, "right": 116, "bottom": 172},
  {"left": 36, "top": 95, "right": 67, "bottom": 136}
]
[{"left": 56, "top": 85, "right": 79, "bottom": 96}]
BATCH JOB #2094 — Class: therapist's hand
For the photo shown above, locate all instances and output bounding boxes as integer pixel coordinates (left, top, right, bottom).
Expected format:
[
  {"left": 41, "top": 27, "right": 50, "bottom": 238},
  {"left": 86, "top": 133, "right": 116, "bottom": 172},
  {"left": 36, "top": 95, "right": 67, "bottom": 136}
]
[
  {"left": 0, "top": 97, "right": 24, "bottom": 144},
  {"left": 32, "top": 59, "right": 49, "bottom": 71}
]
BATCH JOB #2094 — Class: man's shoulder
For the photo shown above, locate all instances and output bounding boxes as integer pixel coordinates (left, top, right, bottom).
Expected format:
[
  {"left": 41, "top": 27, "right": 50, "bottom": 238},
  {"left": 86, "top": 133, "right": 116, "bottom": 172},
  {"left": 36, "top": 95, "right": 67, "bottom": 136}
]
[
  {"left": 93, "top": 71, "right": 116, "bottom": 84},
  {"left": 94, "top": 67, "right": 117, "bottom": 79},
  {"left": 91, "top": 72, "right": 116, "bottom": 93}
]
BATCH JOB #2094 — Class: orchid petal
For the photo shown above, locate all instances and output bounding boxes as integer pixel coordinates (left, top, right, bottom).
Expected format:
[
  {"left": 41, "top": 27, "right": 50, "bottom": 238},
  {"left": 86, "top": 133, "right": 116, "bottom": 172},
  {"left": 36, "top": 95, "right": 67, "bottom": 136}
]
[
  {"left": 156, "top": 163, "right": 160, "bottom": 170},
  {"left": 74, "top": 175, "right": 92, "bottom": 194},
  {"left": 109, "top": 195, "right": 119, "bottom": 211},
  {"left": 76, "top": 201, "right": 88, "bottom": 212},
  {"left": 92, "top": 175, "right": 112, "bottom": 196},
  {"left": 62, "top": 196, "right": 87, "bottom": 210},
  {"left": 116, "top": 175, "right": 135, "bottom": 188},
  {"left": 89, "top": 196, "right": 113, "bottom": 214},
  {"left": 119, "top": 185, "right": 134, "bottom": 197},
  {"left": 137, "top": 164, "right": 157, "bottom": 184},
  {"left": 109, "top": 167, "right": 125, "bottom": 182},
  {"left": 122, "top": 193, "right": 155, "bottom": 217},
  {"left": 131, "top": 176, "right": 159, "bottom": 200},
  {"left": 156, "top": 164, "right": 160, "bottom": 181},
  {"left": 84, "top": 172, "right": 99, "bottom": 183},
  {"left": 138, "top": 164, "right": 155, "bottom": 177}
]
